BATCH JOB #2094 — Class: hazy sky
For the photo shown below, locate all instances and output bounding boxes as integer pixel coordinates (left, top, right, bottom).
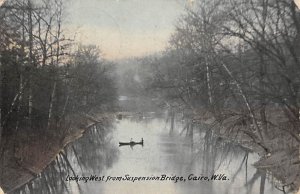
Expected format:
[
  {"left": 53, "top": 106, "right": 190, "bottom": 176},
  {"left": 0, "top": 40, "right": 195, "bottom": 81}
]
[
  {"left": 66, "top": 0, "right": 188, "bottom": 60},
  {"left": 2, "top": 0, "right": 300, "bottom": 60}
]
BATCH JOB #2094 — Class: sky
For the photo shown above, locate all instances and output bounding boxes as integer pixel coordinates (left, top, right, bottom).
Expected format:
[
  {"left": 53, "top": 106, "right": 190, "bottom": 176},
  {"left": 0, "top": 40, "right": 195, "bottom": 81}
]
[
  {"left": 64, "top": 0, "right": 300, "bottom": 60},
  {"left": 66, "top": 0, "right": 188, "bottom": 60},
  {"left": 1, "top": 0, "right": 300, "bottom": 60}
]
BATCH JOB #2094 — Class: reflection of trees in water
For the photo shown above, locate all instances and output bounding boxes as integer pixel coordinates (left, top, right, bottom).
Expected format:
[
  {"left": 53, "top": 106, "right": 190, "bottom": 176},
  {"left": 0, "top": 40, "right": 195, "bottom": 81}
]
[
  {"left": 200, "top": 127, "right": 283, "bottom": 194},
  {"left": 13, "top": 123, "right": 119, "bottom": 194},
  {"left": 195, "top": 129, "right": 246, "bottom": 178},
  {"left": 171, "top": 120, "right": 275, "bottom": 194},
  {"left": 12, "top": 153, "right": 76, "bottom": 194},
  {"left": 69, "top": 123, "right": 119, "bottom": 173},
  {"left": 176, "top": 122, "right": 246, "bottom": 171},
  {"left": 243, "top": 169, "right": 267, "bottom": 194}
]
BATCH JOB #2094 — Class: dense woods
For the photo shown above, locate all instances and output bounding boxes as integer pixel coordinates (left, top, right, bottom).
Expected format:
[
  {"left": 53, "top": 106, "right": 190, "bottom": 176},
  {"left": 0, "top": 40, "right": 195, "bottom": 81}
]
[
  {"left": 143, "top": 0, "right": 300, "bottom": 150},
  {"left": 0, "top": 0, "right": 117, "bottom": 141},
  {"left": 0, "top": 1, "right": 117, "bottom": 192}
]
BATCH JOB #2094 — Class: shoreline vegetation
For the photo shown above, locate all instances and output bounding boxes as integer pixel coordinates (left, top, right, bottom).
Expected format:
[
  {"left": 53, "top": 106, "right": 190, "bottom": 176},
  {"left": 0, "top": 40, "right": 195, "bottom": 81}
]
[
  {"left": 0, "top": 0, "right": 118, "bottom": 193},
  {"left": 189, "top": 109, "right": 300, "bottom": 193}
]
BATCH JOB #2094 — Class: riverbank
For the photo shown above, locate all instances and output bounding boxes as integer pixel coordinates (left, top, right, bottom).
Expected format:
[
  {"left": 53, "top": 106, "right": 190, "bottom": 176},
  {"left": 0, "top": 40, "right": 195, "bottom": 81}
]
[
  {"left": 0, "top": 113, "right": 114, "bottom": 193},
  {"left": 188, "top": 108, "right": 300, "bottom": 193}
]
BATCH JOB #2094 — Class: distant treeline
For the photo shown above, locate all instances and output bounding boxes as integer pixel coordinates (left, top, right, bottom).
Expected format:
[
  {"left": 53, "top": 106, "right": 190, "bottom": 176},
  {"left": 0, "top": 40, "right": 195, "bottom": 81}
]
[{"left": 0, "top": 0, "right": 117, "bottom": 139}]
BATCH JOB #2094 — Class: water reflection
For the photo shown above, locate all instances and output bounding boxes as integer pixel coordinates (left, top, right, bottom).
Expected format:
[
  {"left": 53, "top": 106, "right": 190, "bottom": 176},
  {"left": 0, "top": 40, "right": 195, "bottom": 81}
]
[
  {"left": 13, "top": 123, "right": 119, "bottom": 194},
  {"left": 13, "top": 117, "right": 283, "bottom": 194},
  {"left": 101, "top": 118, "right": 282, "bottom": 194}
]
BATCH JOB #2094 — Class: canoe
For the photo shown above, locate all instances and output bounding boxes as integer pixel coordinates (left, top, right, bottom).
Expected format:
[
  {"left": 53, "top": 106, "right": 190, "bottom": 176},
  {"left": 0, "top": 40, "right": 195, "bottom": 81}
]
[{"left": 119, "top": 141, "right": 143, "bottom": 146}]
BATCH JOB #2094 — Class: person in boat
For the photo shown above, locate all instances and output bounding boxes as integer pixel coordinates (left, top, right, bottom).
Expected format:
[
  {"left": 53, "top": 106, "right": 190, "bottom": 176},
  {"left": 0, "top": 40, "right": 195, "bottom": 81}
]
[
  {"left": 130, "top": 138, "right": 133, "bottom": 143},
  {"left": 141, "top": 138, "right": 144, "bottom": 144}
]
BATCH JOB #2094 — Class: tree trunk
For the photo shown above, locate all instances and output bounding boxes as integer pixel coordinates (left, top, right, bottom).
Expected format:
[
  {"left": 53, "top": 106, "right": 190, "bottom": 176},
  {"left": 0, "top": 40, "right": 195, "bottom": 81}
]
[
  {"left": 259, "top": 0, "right": 269, "bottom": 139},
  {"left": 205, "top": 56, "right": 213, "bottom": 107},
  {"left": 27, "top": 0, "right": 34, "bottom": 127},
  {"left": 219, "top": 60, "right": 264, "bottom": 141},
  {"left": 260, "top": 171, "right": 266, "bottom": 194},
  {"left": 47, "top": 81, "right": 57, "bottom": 130},
  {"left": 0, "top": 61, "right": 2, "bottom": 144}
]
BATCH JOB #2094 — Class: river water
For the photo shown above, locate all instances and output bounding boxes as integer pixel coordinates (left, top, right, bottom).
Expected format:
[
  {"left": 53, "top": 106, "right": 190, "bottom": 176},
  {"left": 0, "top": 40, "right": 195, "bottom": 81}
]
[{"left": 15, "top": 116, "right": 283, "bottom": 194}]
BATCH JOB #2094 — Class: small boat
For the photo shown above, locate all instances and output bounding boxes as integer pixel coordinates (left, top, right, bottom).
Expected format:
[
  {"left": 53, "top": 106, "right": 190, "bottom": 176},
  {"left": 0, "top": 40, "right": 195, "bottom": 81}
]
[{"left": 119, "top": 138, "right": 144, "bottom": 146}]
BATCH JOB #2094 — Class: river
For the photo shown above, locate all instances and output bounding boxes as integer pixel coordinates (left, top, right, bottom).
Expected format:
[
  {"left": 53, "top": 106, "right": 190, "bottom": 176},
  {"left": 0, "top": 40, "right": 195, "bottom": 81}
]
[{"left": 14, "top": 116, "right": 283, "bottom": 194}]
